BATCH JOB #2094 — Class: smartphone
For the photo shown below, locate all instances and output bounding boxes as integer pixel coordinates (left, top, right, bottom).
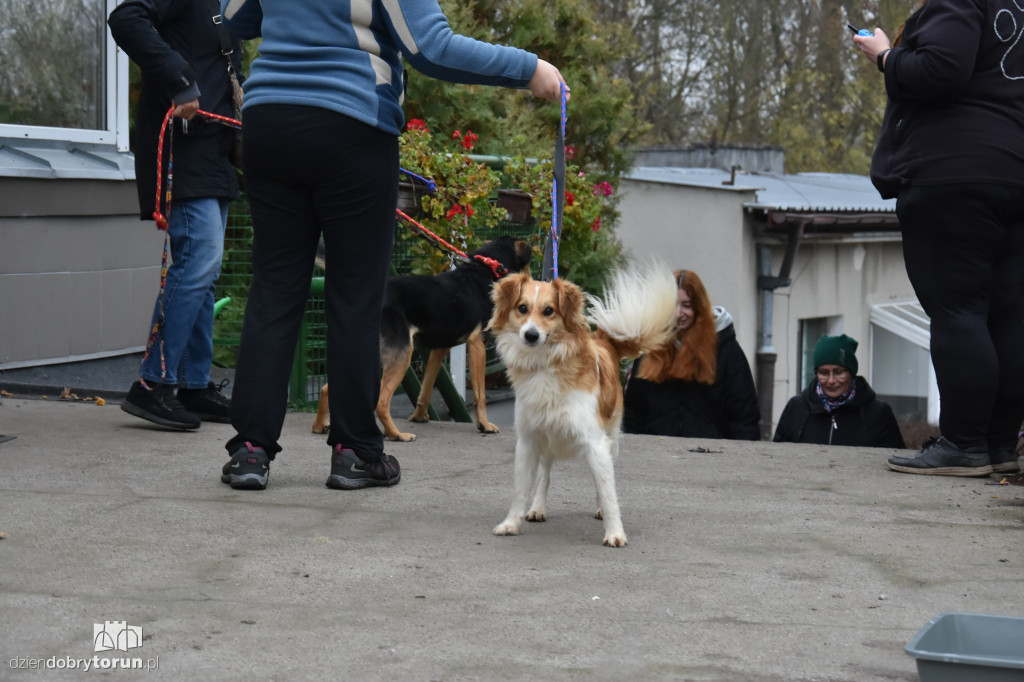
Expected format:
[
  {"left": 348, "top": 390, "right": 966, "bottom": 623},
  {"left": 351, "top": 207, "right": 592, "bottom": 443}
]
[{"left": 848, "top": 23, "right": 873, "bottom": 37}]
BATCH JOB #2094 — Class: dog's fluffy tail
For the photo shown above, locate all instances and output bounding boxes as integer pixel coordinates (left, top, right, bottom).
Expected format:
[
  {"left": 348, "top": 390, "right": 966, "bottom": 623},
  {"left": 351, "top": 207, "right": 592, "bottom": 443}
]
[{"left": 586, "top": 262, "right": 677, "bottom": 360}]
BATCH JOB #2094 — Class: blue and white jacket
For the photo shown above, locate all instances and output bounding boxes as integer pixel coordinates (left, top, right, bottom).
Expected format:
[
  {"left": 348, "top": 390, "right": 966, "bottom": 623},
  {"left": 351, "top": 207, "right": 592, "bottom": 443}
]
[{"left": 221, "top": 0, "right": 538, "bottom": 135}]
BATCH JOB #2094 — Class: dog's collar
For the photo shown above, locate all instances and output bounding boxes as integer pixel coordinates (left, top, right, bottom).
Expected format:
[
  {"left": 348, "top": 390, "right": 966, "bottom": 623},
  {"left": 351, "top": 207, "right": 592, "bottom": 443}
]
[{"left": 473, "top": 254, "right": 508, "bottom": 279}]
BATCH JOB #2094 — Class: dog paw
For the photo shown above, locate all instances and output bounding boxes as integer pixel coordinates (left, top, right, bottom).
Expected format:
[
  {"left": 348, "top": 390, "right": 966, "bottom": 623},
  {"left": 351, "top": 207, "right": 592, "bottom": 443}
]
[
  {"left": 492, "top": 521, "right": 520, "bottom": 536},
  {"left": 311, "top": 422, "right": 329, "bottom": 434},
  {"left": 408, "top": 413, "right": 429, "bottom": 424},
  {"left": 602, "top": 532, "right": 628, "bottom": 548},
  {"left": 477, "top": 421, "right": 500, "bottom": 434},
  {"left": 525, "top": 510, "right": 546, "bottom": 522},
  {"left": 594, "top": 508, "right": 603, "bottom": 520},
  {"left": 385, "top": 432, "right": 417, "bottom": 442}
]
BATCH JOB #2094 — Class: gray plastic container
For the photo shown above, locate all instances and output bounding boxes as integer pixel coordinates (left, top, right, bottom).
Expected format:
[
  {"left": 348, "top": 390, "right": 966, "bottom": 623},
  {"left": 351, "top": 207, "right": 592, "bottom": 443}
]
[{"left": 905, "top": 612, "right": 1024, "bottom": 682}]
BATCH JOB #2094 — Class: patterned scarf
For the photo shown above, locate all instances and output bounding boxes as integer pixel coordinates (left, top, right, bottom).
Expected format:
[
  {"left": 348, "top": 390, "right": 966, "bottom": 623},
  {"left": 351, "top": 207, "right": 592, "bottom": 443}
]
[{"left": 816, "top": 381, "right": 856, "bottom": 413}]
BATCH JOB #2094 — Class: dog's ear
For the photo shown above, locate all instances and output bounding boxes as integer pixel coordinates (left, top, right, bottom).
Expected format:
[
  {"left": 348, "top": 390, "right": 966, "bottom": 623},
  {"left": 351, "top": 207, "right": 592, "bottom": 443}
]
[
  {"left": 488, "top": 271, "right": 529, "bottom": 331},
  {"left": 553, "top": 278, "right": 587, "bottom": 334}
]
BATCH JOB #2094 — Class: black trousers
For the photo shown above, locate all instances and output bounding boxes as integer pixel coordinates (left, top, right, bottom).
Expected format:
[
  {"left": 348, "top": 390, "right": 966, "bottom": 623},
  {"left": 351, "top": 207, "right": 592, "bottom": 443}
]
[
  {"left": 227, "top": 105, "right": 398, "bottom": 460},
  {"left": 897, "top": 183, "right": 1024, "bottom": 451}
]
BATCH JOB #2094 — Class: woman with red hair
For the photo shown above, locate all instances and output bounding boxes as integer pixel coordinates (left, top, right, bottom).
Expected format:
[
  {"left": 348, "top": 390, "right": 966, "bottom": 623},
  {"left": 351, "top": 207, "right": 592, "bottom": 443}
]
[{"left": 623, "top": 270, "right": 761, "bottom": 440}]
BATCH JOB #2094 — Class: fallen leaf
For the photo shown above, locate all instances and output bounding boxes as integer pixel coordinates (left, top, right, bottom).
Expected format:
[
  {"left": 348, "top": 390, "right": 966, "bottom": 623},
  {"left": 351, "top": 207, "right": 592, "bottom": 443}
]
[
  {"left": 95, "top": 398, "right": 106, "bottom": 406},
  {"left": 0, "top": 390, "right": 12, "bottom": 397}
]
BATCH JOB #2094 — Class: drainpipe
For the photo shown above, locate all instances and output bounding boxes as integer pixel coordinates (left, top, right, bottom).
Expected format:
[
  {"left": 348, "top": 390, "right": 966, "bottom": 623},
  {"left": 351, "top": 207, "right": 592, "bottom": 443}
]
[{"left": 756, "top": 219, "right": 805, "bottom": 439}]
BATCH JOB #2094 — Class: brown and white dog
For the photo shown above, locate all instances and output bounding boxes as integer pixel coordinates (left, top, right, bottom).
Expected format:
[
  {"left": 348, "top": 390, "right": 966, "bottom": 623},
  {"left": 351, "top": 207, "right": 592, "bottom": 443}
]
[{"left": 487, "top": 264, "right": 677, "bottom": 546}]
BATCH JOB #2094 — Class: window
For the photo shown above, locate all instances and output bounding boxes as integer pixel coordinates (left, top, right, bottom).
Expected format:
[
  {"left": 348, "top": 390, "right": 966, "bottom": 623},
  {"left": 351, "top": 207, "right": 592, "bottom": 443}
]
[
  {"left": 869, "top": 300, "right": 938, "bottom": 424},
  {"left": 798, "top": 316, "right": 843, "bottom": 388},
  {"left": 0, "top": 0, "right": 126, "bottom": 146}
]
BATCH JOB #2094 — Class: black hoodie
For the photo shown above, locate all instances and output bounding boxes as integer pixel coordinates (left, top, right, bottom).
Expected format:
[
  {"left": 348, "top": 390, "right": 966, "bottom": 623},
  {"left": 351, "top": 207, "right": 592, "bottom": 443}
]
[{"left": 773, "top": 376, "right": 906, "bottom": 448}]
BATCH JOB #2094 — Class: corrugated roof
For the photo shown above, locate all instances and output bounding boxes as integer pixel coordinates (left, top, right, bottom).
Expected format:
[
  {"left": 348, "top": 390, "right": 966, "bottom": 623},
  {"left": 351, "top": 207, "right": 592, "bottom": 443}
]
[
  {"left": 626, "top": 167, "right": 895, "bottom": 214},
  {"left": 0, "top": 138, "right": 134, "bottom": 180}
]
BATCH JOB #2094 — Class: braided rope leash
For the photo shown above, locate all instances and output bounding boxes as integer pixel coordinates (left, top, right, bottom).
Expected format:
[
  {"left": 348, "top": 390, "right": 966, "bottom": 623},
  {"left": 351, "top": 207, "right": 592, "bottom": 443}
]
[
  {"left": 141, "top": 107, "right": 241, "bottom": 385},
  {"left": 546, "top": 83, "right": 568, "bottom": 281},
  {"left": 395, "top": 209, "right": 508, "bottom": 278}
]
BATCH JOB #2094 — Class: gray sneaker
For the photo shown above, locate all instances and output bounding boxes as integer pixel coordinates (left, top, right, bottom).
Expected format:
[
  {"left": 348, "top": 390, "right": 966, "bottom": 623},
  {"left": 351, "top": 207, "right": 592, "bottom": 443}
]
[
  {"left": 990, "top": 444, "right": 1022, "bottom": 474},
  {"left": 325, "top": 446, "right": 400, "bottom": 490},
  {"left": 887, "top": 437, "right": 993, "bottom": 477},
  {"left": 221, "top": 442, "right": 270, "bottom": 490}
]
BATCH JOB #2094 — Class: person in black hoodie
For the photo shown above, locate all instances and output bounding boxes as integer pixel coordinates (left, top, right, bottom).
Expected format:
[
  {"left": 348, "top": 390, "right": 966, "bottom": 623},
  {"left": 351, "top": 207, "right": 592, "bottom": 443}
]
[
  {"left": 773, "top": 334, "right": 905, "bottom": 449},
  {"left": 623, "top": 269, "right": 760, "bottom": 440},
  {"left": 108, "top": 0, "right": 242, "bottom": 430},
  {"left": 853, "top": 0, "right": 1024, "bottom": 476}
]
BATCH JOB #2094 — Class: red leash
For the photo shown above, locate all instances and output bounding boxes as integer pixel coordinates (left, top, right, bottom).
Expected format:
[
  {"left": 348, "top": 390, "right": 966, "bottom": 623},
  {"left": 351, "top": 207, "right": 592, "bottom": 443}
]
[
  {"left": 142, "top": 107, "right": 241, "bottom": 385},
  {"left": 395, "top": 209, "right": 508, "bottom": 278}
]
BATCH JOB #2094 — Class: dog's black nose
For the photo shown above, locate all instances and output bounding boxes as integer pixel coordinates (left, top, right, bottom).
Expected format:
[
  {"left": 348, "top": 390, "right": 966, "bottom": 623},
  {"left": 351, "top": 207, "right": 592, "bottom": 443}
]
[{"left": 523, "top": 329, "right": 540, "bottom": 345}]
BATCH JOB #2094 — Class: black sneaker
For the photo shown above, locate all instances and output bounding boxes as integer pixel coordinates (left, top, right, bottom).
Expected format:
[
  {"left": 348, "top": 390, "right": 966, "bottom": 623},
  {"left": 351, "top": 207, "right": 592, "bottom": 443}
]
[
  {"left": 325, "top": 446, "right": 400, "bottom": 490},
  {"left": 990, "top": 444, "right": 1022, "bottom": 474},
  {"left": 121, "top": 380, "right": 201, "bottom": 430},
  {"left": 177, "top": 380, "right": 231, "bottom": 423},
  {"left": 221, "top": 442, "right": 269, "bottom": 490},
  {"left": 886, "top": 436, "right": 993, "bottom": 477}
]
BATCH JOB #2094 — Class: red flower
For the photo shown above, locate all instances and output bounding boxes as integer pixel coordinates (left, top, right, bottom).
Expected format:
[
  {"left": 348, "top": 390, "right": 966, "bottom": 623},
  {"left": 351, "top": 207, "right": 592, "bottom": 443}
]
[
  {"left": 593, "top": 181, "right": 614, "bottom": 197},
  {"left": 565, "top": 144, "right": 576, "bottom": 160},
  {"left": 565, "top": 191, "right": 575, "bottom": 206},
  {"left": 591, "top": 216, "right": 601, "bottom": 232},
  {"left": 465, "top": 204, "right": 475, "bottom": 217},
  {"left": 460, "top": 130, "right": 478, "bottom": 151},
  {"left": 446, "top": 204, "right": 464, "bottom": 220},
  {"left": 407, "top": 119, "right": 429, "bottom": 131}
]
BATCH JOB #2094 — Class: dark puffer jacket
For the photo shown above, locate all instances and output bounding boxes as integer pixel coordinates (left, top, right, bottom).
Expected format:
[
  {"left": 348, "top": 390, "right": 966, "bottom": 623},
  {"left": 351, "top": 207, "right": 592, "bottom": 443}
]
[
  {"left": 773, "top": 376, "right": 906, "bottom": 448},
  {"left": 622, "top": 315, "right": 761, "bottom": 441},
  {"left": 109, "top": 0, "right": 243, "bottom": 220}
]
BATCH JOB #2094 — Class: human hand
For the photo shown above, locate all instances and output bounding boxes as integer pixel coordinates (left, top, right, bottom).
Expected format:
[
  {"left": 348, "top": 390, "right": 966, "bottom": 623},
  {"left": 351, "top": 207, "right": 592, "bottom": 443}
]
[
  {"left": 853, "top": 29, "right": 892, "bottom": 64},
  {"left": 528, "top": 59, "right": 570, "bottom": 102},
  {"left": 173, "top": 98, "right": 200, "bottom": 120}
]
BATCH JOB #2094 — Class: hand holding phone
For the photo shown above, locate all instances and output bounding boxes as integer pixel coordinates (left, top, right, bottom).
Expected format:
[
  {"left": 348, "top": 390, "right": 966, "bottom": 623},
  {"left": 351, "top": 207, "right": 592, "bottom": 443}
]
[{"left": 848, "top": 23, "right": 873, "bottom": 37}]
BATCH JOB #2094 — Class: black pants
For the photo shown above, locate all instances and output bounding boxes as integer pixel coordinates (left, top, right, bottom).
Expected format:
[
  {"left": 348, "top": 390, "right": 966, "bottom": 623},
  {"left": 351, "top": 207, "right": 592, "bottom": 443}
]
[
  {"left": 227, "top": 105, "right": 398, "bottom": 460},
  {"left": 897, "top": 183, "right": 1024, "bottom": 451}
]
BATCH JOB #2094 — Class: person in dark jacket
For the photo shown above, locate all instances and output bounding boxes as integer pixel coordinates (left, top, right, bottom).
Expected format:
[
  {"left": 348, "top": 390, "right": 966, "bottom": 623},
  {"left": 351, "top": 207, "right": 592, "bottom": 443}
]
[
  {"left": 108, "top": 0, "right": 242, "bottom": 430},
  {"left": 623, "top": 269, "right": 760, "bottom": 440},
  {"left": 773, "top": 334, "right": 905, "bottom": 448},
  {"left": 853, "top": 0, "right": 1024, "bottom": 476}
]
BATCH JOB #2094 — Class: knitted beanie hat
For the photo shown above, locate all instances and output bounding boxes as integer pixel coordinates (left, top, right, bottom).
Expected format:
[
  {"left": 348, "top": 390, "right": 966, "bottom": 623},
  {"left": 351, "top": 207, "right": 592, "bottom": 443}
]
[{"left": 813, "top": 334, "right": 858, "bottom": 375}]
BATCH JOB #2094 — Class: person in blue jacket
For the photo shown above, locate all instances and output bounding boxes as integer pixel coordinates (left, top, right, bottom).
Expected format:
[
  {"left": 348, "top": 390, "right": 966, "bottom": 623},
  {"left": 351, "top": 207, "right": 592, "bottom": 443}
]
[
  {"left": 217, "top": 0, "right": 569, "bottom": 491},
  {"left": 854, "top": 0, "right": 1024, "bottom": 476}
]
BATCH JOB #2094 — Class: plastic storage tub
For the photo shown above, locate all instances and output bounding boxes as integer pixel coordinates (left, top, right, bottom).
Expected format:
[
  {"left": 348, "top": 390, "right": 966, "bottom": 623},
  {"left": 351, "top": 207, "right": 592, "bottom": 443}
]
[{"left": 905, "top": 612, "right": 1024, "bottom": 682}]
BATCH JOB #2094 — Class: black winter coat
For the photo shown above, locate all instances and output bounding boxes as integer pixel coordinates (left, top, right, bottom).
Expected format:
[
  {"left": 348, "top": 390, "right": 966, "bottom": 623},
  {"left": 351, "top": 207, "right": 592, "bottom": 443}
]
[
  {"left": 622, "top": 323, "right": 761, "bottom": 440},
  {"left": 773, "top": 376, "right": 906, "bottom": 448},
  {"left": 109, "top": 0, "right": 242, "bottom": 220}
]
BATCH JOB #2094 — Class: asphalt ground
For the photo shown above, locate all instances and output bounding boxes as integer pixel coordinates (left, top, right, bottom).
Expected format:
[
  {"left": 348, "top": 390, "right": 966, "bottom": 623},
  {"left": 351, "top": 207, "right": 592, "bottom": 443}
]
[{"left": 1, "top": 389, "right": 1021, "bottom": 681}]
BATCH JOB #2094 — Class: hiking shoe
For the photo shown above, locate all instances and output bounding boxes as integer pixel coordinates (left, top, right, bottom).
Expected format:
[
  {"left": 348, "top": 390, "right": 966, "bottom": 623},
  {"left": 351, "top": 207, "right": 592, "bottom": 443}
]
[
  {"left": 221, "top": 442, "right": 269, "bottom": 490},
  {"left": 121, "top": 380, "right": 201, "bottom": 430},
  {"left": 886, "top": 436, "right": 993, "bottom": 477},
  {"left": 326, "top": 446, "right": 400, "bottom": 490},
  {"left": 990, "top": 444, "right": 1022, "bottom": 474},
  {"left": 177, "top": 380, "right": 231, "bottom": 423}
]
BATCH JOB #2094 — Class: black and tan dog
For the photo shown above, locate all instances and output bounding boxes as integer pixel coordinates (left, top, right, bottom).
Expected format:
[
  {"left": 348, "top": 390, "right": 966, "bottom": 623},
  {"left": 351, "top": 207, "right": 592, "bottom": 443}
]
[{"left": 312, "top": 235, "right": 533, "bottom": 441}]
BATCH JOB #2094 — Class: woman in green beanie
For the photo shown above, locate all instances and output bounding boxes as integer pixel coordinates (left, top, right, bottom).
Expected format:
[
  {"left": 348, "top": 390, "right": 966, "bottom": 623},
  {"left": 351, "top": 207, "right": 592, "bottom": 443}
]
[{"left": 773, "top": 334, "right": 905, "bottom": 448}]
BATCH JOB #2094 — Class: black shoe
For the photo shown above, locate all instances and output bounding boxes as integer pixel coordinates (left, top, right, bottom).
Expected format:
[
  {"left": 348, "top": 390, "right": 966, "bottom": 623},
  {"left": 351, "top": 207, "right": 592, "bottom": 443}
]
[
  {"left": 121, "top": 381, "right": 201, "bottom": 430},
  {"left": 221, "top": 442, "right": 269, "bottom": 490},
  {"left": 326, "top": 446, "right": 400, "bottom": 490},
  {"left": 990, "top": 444, "right": 1022, "bottom": 474},
  {"left": 177, "top": 380, "right": 231, "bottom": 423},
  {"left": 886, "top": 436, "right": 993, "bottom": 477}
]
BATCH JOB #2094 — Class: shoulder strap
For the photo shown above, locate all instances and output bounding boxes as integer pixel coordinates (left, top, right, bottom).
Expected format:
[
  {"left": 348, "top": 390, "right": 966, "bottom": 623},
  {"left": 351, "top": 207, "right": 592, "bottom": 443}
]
[{"left": 206, "top": 0, "right": 237, "bottom": 72}]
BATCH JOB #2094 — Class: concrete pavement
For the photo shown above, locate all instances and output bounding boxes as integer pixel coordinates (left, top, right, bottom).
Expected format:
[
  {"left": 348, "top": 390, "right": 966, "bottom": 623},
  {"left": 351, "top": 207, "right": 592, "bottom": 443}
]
[{"left": 1, "top": 394, "right": 1021, "bottom": 681}]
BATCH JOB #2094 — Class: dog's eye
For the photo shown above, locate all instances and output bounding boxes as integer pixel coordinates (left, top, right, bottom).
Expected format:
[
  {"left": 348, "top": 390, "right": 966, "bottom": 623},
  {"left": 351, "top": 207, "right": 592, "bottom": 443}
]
[
  {"left": 517, "top": 304, "right": 528, "bottom": 314},
  {"left": 543, "top": 306, "right": 555, "bottom": 317}
]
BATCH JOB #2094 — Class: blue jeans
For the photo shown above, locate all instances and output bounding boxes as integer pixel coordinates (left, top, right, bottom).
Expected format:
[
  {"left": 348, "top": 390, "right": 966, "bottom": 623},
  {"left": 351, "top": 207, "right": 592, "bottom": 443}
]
[{"left": 139, "top": 197, "right": 229, "bottom": 389}]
